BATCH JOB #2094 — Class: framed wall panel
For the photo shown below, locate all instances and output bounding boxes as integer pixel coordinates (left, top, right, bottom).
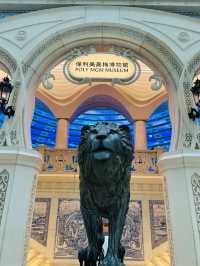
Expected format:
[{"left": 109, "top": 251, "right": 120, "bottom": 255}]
[{"left": 31, "top": 198, "right": 51, "bottom": 246}]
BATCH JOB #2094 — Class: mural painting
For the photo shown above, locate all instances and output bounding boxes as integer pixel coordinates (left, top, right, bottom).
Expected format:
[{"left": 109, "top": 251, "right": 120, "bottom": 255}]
[
  {"left": 54, "top": 199, "right": 87, "bottom": 258},
  {"left": 122, "top": 200, "right": 143, "bottom": 260},
  {"left": 31, "top": 198, "right": 51, "bottom": 246},
  {"left": 55, "top": 199, "right": 143, "bottom": 260},
  {"left": 149, "top": 200, "right": 167, "bottom": 248}
]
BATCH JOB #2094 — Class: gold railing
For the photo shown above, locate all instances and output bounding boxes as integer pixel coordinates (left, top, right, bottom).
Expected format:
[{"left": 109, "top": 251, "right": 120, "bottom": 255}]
[{"left": 37, "top": 146, "right": 163, "bottom": 175}]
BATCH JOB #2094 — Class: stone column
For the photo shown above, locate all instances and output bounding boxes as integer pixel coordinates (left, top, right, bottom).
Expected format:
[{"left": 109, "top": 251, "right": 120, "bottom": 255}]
[
  {"left": 158, "top": 151, "right": 200, "bottom": 266},
  {"left": 56, "top": 118, "right": 69, "bottom": 149},
  {"left": 134, "top": 120, "right": 147, "bottom": 150},
  {"left": 0, "top": 148, "right": 42, "bottom": 266}
]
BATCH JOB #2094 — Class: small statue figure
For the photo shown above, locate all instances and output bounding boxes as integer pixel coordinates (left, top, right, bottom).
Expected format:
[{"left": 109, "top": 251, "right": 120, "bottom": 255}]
[{"left": 78, "top": 122, "right": 133, "bottom": 266}]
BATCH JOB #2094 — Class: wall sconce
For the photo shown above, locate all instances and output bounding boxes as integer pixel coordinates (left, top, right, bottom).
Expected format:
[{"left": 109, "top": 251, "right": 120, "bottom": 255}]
[
  {"left": 188, "top": 78, "right": 200, "bottom": 121},
  {"left": 0, "top": 77, "right": 15, "bottom": 118}
]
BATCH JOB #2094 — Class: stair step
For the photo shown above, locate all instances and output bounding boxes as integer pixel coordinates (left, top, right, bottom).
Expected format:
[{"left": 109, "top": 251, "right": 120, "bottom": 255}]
[{"left": 152, "top": 256, "right": 169, "bottom": 266}]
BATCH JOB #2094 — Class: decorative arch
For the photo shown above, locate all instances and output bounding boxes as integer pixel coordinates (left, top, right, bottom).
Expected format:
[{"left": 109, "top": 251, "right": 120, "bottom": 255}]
[
  {"left": 23, "top": 24, "right": 183, "bottom": 88},
  {"left": 1, "top": 6, "right": 189, "bottom": 149}
]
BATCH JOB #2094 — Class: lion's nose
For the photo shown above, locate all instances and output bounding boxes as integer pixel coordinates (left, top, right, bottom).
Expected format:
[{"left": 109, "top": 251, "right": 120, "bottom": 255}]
[{"left": 96, "top": 133, "right": 107, "bottom": 140}]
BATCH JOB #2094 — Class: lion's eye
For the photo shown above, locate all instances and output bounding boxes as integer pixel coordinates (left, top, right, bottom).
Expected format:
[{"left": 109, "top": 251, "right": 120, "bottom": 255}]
[
  {"left": 91, "top": 129, "right": 98, "bottom": 134},
  {"left": 110, "top": 129, "right": 117, "bottom": 134}
]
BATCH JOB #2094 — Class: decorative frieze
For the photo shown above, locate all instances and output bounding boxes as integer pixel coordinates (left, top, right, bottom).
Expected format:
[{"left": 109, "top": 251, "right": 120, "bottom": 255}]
[
  {"left": 0, "top": 49, "right": 17, "bottom": 73},
  {"left": 22, "top": 33, "right": 63, "bottom": 75},
  {"left": 143, "top": 34, "right": 183, "bottom": 82},
  {"left": 191, "top": 173, "right": 200, "bottom": 236},
  {"left": 0, "top": 169, "right": 9, "bottom": 226}
]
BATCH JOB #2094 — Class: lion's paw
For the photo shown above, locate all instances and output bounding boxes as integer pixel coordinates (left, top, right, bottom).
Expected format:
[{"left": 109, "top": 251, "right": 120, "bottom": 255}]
[{"left": 100, "top": 255, "right": 123, "bottom": 266}]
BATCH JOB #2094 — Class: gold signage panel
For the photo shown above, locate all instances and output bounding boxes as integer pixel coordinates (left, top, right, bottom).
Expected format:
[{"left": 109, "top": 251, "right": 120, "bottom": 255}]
[{"left": 64, "top": 53, "right": 139, "bottom": 84}]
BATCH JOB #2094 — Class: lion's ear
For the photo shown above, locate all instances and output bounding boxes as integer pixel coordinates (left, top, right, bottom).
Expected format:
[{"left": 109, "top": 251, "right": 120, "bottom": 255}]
[
  {"left": 119, "top": 125, "right": 130, "bottom": 133},
  {"left": 81, "top": 125, "right": 90, "bottom": 136},
  {"left": 119, "top": 125, "right": 131, "bottom": 138}
]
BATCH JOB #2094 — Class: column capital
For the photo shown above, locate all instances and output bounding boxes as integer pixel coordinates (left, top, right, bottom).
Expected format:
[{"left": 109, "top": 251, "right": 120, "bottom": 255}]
[
  {"left": 56, "top": 117, "right": 70, "bottom": 121},
  {"left": 158, "top": 151, "right": 200, "bottom": 171},
  {"left": 134, "top": 119, "right": 147, "bottom": 122},
  {"left": 0, "top": 147, "right": 42, "bottom": 170}
]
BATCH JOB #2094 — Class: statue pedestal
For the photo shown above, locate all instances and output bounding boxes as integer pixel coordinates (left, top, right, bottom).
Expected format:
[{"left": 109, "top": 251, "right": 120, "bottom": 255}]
[
  {"left": 158, "top": 151, "right": 200, "bottom": 266},
  {"left": 0, "top": 148, "right": 42, "bottom": 266}
]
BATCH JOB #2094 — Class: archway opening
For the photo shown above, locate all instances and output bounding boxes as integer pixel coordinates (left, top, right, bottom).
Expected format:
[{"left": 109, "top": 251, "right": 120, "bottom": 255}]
[
  {"left": 22, "top": 14, "right": 182, "bottom": 266},
  {"left": 28, "top": 41, "right": 171, "bottom": 265}
]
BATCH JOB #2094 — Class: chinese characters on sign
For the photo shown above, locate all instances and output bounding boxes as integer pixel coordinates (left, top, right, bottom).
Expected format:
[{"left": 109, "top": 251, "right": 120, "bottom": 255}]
[
  {"left": 64, "top": 53, "right": 139, "bottom": 83},
  {"left": 74, "top": 61, "right": 129, "bottom": 73}
]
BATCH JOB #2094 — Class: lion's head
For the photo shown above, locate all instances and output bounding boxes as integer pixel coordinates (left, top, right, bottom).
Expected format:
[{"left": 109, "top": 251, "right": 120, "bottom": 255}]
[{"left": 78, "top": 122, "right": 133, "bottom": 182}]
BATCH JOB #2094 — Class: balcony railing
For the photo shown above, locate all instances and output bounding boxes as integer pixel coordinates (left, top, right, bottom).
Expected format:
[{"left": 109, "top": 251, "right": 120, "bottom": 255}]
[{"left": 37, "top": 146, "right": 163, "bottom": 175}]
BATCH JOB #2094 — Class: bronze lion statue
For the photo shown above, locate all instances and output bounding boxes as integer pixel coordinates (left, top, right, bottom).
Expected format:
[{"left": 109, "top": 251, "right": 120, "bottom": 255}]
[{"left": 78, "top": 122, "right": 133, "bottom": 266}]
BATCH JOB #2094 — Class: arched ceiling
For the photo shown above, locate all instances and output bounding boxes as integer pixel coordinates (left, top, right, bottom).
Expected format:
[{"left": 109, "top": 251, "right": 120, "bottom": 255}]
[
  {"left": 0, "top": 50, "right": 167, "bottom": 121},
  {"left": 38, "top": 60, "right": 166, "bottom": 105}
]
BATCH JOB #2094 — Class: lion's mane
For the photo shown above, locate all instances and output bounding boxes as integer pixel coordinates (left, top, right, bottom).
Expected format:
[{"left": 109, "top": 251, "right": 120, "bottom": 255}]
[{"left": 78, "top": 123, "right": 133, "bottom": 182}]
